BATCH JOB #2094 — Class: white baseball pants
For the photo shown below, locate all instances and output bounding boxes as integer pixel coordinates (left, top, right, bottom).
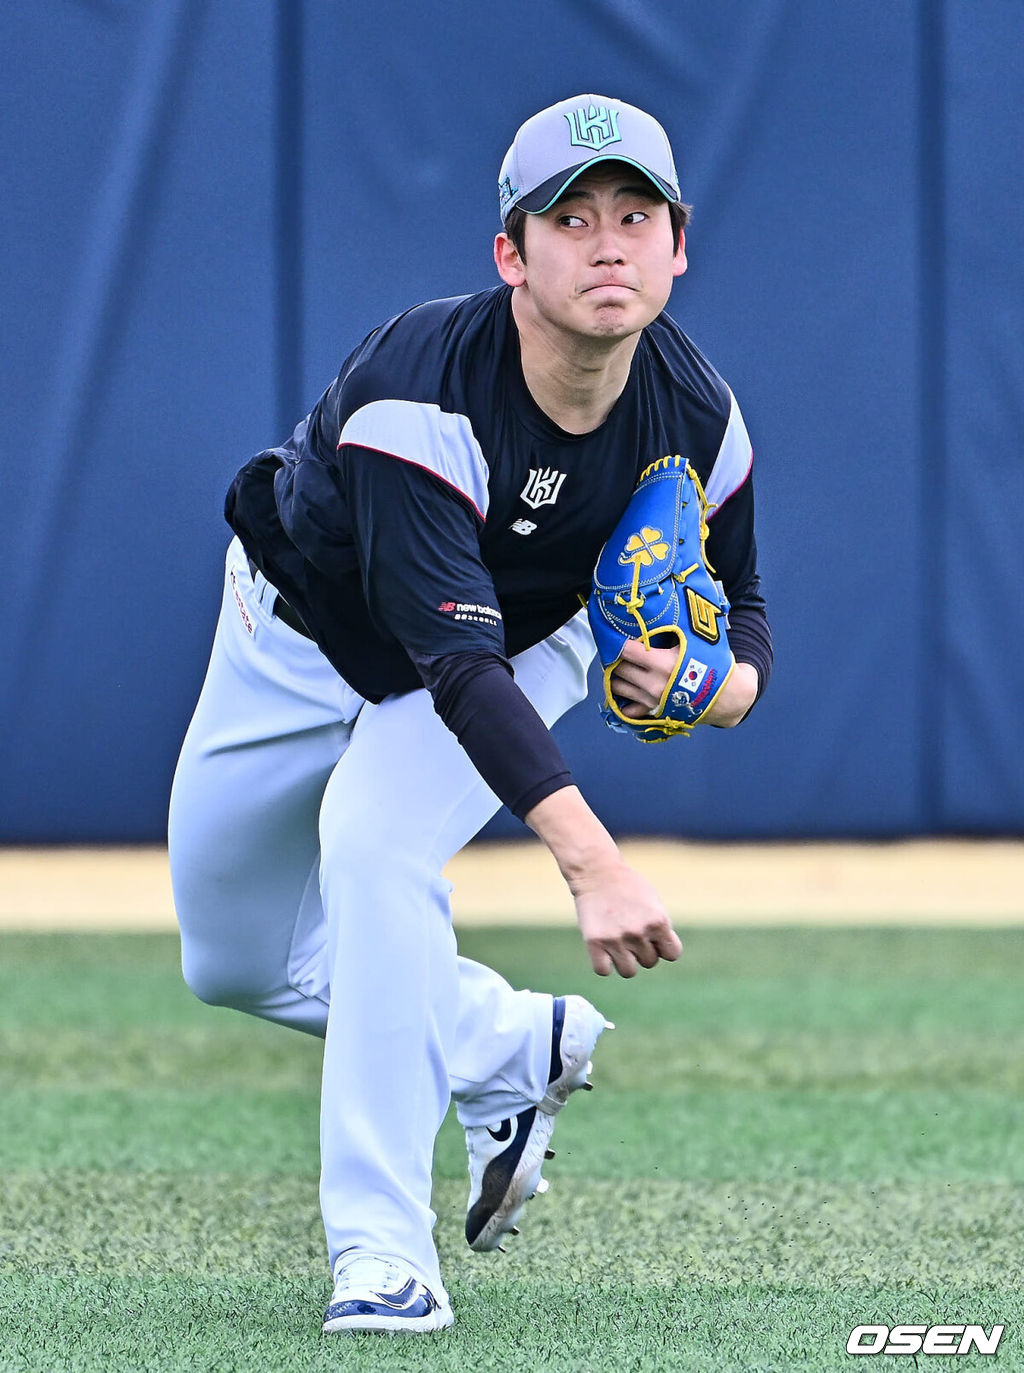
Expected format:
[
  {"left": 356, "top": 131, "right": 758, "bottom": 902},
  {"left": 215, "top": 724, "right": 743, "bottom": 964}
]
[{"left": 168, "top": 538, "right": 595, "bottom": 1293}]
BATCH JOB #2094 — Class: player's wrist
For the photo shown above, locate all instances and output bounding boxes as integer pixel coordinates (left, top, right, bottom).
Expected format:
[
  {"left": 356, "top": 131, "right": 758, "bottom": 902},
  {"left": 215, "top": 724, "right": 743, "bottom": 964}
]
[
  {"left": 563, "top": 847, "right": 629, "bottom": 896},
  {"left": 705, "top": 660, "right": 759, "bottom": 727},
  {"left": 523, "top": 786, "right": 622, "bottom": 889}
]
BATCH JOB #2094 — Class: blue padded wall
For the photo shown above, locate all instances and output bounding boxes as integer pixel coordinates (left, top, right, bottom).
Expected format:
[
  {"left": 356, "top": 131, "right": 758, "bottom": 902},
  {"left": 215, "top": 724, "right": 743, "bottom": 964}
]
[{"left": 1, "top": 0, "right": 1021, "bottom": 840}]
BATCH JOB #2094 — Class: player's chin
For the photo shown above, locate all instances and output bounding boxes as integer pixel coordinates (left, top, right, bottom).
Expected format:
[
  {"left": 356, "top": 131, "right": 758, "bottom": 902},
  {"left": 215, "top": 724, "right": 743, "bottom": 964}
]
[
  {"left": 584, "top": 311, "right": 642, "bottom": 340},
  {"left": 581, "top": 296, "right": 656, "bottom": 337}
]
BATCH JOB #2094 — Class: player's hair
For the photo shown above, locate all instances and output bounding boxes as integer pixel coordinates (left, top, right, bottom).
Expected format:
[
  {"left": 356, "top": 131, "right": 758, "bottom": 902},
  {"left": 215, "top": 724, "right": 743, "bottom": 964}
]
[{"left": 504, "top": 199, "right": 691, "bottom": 265}]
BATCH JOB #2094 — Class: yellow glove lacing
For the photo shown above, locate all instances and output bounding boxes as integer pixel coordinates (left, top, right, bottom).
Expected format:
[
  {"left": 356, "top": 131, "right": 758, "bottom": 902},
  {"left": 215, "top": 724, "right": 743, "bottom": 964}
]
[{"left": 603, "top": 457, "right": 723, "bottom": 738}]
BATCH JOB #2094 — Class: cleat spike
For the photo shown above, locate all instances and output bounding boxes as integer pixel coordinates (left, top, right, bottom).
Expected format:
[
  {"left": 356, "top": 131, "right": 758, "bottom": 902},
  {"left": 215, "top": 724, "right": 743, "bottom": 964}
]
[
  {"left": 535, "top": 1178, "right": 550, "bottom": 1195},
  {"left": 497, "top": 1244, "right": 507, "bottom": 1253},
  {"left": 604, "top": 1021, "right": 616, "bottom": 1031},
  {"left": 544, "top": 1148, "right": 556, "bottom": 1160},
  {"left": 509, "top": 1226, "right": 520, "bottom": 1236},
  {"left": 582, "top": 1080, "right": 594, "bottom": 1091}
]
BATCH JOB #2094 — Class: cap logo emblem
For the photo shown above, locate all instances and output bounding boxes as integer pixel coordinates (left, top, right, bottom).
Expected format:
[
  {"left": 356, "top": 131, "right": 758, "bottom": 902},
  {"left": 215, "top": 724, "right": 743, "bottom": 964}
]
[
  {"left": 565, "top": 104, "right": 622, "bottom": 152},
  {"left": 498, "top": 176, "right": 518, "bottom": 213}
]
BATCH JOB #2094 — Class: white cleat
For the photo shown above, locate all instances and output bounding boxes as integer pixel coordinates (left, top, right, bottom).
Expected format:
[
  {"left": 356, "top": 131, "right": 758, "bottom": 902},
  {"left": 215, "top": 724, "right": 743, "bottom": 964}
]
[
  {"left": 464, "top": 994, "right": 611, "bottom": 1252},
  {"left": 322, "top": 1251, "right": 453, "bottom": 1335}
]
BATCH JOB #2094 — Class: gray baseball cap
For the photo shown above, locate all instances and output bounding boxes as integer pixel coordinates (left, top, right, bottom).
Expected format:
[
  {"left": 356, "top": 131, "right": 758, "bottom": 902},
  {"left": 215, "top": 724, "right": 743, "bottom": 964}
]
[{"left": 498, "top": 94, "right": 680, "bottom": 223}]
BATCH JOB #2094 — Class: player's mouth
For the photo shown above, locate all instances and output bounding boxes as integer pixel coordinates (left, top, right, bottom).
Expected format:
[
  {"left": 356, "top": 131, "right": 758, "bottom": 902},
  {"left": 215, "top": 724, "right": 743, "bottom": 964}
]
[{"left": 581, "top": 280, "right": 638, "bottom": 294}]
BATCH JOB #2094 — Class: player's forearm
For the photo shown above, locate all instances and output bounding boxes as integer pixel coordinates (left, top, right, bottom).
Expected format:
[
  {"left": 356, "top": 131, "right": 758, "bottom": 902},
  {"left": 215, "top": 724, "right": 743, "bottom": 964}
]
[
  {"left": 412, "top": 648, "right": 575, "bottom": 819},
  {"left": 525, "top": 785, "right": 681, "bottom": 979},
  {"left": 523, "top": 785, "right": 623, "bottom": 891}
]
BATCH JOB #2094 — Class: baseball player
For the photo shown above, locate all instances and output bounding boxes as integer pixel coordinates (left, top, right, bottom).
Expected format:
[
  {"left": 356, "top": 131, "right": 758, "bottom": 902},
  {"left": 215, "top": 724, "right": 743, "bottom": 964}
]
[{"left": 168, "top": 94, "right": 772, "bottom": 1335}]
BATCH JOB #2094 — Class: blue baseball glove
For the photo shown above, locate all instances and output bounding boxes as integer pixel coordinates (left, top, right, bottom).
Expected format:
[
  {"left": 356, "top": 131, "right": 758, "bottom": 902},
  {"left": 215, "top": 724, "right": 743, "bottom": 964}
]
[{"left": 588, "top": 456, "right": 735, "bottom": 742}]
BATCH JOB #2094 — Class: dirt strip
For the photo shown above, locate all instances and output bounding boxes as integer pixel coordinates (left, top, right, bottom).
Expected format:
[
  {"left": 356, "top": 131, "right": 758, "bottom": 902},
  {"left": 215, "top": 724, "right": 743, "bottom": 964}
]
[{"left": 0, "top": 840, "right": 1020, "bottom": 930}]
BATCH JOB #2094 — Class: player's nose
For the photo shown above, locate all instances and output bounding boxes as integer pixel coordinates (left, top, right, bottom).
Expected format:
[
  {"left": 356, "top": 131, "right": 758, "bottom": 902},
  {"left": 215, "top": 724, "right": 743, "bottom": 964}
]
[
  {"left": 590, "top": 219, "right": 627, "bottom": 264},
  {"left": 592, "top": 238, "right": 627, "bottom": 265}
]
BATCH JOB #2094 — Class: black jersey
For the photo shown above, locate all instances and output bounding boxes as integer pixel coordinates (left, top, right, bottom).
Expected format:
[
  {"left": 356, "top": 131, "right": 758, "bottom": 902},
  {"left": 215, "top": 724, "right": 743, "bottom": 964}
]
[{"left": 226, "top": 284, "right": 763, "bottom": 703}]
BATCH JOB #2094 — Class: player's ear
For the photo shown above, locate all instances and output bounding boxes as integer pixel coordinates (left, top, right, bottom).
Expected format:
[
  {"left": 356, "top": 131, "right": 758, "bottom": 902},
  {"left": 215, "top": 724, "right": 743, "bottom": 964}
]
[
  {"left": 672, "top": 226, "right": 687, "bottom": 279},
  {"left": 495, "top": 232, "right": 527, "bottom": 287}
]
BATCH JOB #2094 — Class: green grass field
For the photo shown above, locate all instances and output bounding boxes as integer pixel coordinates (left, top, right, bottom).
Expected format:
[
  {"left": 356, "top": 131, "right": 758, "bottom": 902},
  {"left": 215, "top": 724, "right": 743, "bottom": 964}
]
[{"left": 2, "top": 927, "right": 1021, "bottom": 1371}]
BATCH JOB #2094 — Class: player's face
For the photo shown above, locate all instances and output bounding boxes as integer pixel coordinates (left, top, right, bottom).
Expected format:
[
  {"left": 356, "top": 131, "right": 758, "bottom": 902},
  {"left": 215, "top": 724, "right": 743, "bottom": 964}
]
[{"left": 498, "top": 165, "right": 686, "bottom": 343}]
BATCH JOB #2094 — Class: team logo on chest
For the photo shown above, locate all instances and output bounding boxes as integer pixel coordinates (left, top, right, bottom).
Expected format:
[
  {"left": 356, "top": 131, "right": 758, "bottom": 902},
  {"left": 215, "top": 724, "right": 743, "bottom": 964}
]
[{"left": 520, "top": 467, "right": 567, "bottom": 510}]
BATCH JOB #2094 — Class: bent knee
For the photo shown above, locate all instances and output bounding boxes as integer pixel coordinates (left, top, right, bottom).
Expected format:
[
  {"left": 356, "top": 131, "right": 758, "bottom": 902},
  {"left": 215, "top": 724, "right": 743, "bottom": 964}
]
[
  {"left": 181, "top": 956, "right": 237, "bottom": 1009},
  {"left": 181, "top": 944, "right": 267, "bottom": 1011}
]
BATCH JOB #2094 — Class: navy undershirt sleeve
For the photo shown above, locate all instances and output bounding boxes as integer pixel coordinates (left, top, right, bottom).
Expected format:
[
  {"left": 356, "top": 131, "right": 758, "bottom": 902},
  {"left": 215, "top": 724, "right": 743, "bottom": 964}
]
[
  {"left": 727, "top": 603, "right": 774, "bottom": 702},
  {"left": 705, "top": 470, "right": 773, "bottom": 708},
  {"left": 706, "top": 475, "right": 761, "bottom": 612},
  {"left": 410, "top": 649, "right": 574, "bottom": 820}
]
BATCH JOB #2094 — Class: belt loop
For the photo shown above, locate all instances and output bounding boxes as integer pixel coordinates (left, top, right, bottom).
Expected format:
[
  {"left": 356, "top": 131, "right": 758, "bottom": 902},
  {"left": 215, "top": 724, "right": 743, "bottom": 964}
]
[
  {"left": 247, "top": 554, "right": 312, "bottom": 639},
  {"left": 246, "top": 555, "right": 271, "bottom": 610}
]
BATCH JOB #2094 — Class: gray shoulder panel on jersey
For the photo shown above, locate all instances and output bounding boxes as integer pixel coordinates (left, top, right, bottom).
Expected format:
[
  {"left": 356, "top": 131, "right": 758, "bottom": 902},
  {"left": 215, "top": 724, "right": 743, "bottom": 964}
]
[
  {"left": 704, "top": 389, "right": 754, "bottom": 515},
  {"left": 339, "top": 399, "right": 490, "bottom": 520}
]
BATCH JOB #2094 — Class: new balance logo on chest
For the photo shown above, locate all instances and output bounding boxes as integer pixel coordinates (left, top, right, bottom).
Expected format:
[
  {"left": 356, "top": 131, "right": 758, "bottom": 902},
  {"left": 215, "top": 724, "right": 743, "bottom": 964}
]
[{"left": 520, "top": 467, "right": 567, "bottom": 510}]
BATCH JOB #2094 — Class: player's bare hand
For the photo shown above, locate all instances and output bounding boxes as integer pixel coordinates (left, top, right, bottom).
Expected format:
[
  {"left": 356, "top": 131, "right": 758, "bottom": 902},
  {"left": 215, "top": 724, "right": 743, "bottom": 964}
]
[
  {"left": 570, "top": 860, "right": 682, "bottom": 977},
  {"left": 609, "top": 639, "right": 678, "bottom": 719},
  {"left": 611, "top": 642, "right": 758, "bottom": 727}
]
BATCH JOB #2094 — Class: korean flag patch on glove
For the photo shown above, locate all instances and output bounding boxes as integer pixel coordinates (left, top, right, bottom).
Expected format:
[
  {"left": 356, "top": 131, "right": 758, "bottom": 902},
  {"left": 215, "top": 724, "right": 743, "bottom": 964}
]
[{"left": 588, "top": 456, "right": 735, "bottom": 742}]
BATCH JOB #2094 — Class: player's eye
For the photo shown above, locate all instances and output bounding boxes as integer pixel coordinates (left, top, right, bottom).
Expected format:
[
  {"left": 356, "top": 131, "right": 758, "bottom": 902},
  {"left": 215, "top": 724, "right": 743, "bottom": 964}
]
[
  {"left": 622, "top": 211, "right": 649, "bottom": 225},
  {"left": 557, "top": 214, "right": 587, "bottom": 228}
]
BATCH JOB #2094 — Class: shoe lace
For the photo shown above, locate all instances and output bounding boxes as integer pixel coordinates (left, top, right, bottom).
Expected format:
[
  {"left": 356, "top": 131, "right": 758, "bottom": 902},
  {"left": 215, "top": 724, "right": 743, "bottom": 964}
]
[{"left": 333, "top": 1251, "right": 404, "bottom": 1292}]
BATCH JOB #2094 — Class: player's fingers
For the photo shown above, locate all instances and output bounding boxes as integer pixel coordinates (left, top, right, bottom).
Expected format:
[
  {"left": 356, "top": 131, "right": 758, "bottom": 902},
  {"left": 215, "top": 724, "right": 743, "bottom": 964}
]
[
  {"left": 609, "top": 671, "right": 646, "bottom": 703},
  {"left": 611, "top": 660, "right": 647, "bottom": 687},
  {"left": 588, "top": 942, "right": 613, "bottom": 977},
  {"left": 618, "top": 638, "right": 654, "bottom": 664},
  {"left": 652, "top": 926, "right": 683, "bottom": 961},
  {"left": 630, "top": 940, "right": 660, "bottom": 970},
  {"left": 612, "top": 664, "right": 661, "bottom": 698},
  {"left": 608, "top": 945, "right": 639, "bottom": 979},
  {"left": 621, "top": 929, "right": 660, "bottom": 969},
  {"left": 611, "top": 678, "right": 658, "bottom": 716}
]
